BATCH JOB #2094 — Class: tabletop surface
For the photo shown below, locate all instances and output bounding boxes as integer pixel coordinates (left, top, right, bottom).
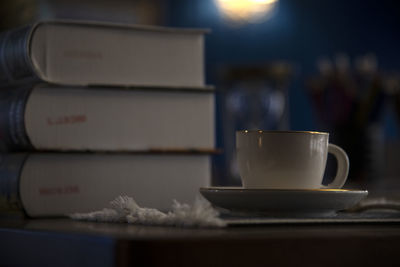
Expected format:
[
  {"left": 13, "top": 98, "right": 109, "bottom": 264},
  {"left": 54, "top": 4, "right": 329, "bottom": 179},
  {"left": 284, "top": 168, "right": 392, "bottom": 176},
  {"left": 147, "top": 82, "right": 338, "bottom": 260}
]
[
  {"left": 1, "top": 217, "right": 400, "bottom": 266},
  {"left": 2, "top": 217, "right": 400, "bottom": 239}
]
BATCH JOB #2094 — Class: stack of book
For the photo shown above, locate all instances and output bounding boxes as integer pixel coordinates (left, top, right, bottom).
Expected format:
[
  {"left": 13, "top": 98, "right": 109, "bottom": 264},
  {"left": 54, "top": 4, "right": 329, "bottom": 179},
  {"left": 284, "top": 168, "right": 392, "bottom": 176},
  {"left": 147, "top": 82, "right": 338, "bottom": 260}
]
[{"left": 0, "top": 20, "right": 215, "bottom": 217}]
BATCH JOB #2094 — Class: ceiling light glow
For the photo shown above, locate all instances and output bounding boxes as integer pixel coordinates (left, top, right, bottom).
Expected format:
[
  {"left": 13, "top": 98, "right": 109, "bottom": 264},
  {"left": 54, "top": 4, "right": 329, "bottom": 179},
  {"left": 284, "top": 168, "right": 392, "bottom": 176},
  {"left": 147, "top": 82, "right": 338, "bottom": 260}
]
[{"left": 216, "top": 0, "right": 278, "bottom": 24}]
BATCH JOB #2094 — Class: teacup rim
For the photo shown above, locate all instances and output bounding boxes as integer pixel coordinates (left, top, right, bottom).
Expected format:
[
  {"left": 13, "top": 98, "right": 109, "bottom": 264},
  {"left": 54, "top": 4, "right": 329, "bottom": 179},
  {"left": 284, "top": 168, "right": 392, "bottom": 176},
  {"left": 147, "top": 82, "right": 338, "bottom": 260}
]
[{"left": 237, "top": 130, "right": 328, "bottom": 135}]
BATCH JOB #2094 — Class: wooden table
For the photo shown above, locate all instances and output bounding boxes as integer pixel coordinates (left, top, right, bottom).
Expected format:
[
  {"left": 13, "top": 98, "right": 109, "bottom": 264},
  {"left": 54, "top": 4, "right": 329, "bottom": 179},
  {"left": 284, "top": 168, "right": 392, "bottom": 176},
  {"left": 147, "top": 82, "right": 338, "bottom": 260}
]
[{"left": 1, "top": 218, "right": 400, "bottom": 266}]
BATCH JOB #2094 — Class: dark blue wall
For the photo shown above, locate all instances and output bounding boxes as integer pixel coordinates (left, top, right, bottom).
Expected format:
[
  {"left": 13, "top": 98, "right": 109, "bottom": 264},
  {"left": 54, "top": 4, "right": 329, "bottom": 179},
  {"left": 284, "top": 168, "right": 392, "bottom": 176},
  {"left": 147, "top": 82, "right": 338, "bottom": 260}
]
[{"left": 166, "top": 0, "right": 400, "bottom": 131}]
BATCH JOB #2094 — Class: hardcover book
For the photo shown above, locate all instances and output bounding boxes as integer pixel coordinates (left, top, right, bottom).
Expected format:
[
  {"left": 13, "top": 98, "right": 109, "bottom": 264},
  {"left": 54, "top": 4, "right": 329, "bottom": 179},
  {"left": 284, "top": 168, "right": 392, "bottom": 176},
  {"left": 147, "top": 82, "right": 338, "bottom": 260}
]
[
  {"left": 0, "top": 84, "right": 215, "bottom": 151},
  {"left": 0, "top": 20, "right": 208, "bottom": 88},
  {"left": 0, "top": 152, "right": 211, "bottom": 216}
]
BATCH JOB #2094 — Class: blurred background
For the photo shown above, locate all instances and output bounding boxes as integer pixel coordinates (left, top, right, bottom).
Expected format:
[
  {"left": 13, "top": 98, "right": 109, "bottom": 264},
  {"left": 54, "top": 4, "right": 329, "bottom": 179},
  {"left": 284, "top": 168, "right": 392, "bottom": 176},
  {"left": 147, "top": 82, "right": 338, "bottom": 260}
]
[{"left": 1, "top": 0, "right": 400, "bottom": 199}]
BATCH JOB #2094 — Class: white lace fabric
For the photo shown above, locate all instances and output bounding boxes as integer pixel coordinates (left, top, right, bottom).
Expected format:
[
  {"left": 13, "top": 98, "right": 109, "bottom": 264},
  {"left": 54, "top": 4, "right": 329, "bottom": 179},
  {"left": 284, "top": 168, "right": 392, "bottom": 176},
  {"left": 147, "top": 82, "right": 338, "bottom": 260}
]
[{"left": 70, "top": 196, "right": 226, "bottom": 228}]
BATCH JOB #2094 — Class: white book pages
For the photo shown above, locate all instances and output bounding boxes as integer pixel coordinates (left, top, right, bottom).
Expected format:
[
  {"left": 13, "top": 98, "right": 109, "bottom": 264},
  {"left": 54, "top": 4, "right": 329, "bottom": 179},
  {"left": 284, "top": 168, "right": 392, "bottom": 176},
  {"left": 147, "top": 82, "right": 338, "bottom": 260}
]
[
  {"left": 19, "top": 153, "right": 211, "bottom": 216},
  {"left": 29, "top": 21, "right": 206, "bottom": 87},
  {"left": 24, "top": 86, "right": 215, "bottom": 151}
]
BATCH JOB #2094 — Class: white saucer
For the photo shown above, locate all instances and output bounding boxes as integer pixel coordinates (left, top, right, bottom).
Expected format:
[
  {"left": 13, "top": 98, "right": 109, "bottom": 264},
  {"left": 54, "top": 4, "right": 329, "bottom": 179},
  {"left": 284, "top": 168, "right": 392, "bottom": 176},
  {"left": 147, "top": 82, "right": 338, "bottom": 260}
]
[{"left": 200, "top": 187, "right": 368, "bottom": 217}]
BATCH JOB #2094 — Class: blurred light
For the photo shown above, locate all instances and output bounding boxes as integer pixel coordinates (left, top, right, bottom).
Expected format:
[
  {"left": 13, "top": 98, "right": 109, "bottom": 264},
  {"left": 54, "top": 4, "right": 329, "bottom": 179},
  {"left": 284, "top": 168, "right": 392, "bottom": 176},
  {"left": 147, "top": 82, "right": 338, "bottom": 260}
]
[{"left": 215, "top": 0, "right": 278, "bottom": 24}]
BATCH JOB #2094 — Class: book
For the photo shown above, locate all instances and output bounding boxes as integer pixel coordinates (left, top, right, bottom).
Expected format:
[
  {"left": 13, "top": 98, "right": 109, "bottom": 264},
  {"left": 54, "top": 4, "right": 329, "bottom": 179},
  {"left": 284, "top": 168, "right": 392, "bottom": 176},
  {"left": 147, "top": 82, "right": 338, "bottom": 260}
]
[
  {"left": 0, "top": 20, "right": 207, "bottom": 88},
  {"left": 0, "top": 84, "right": 215, "bottom": 151},
  {"left": 0, "top": 152, "right": 211, "bottom": 217}
]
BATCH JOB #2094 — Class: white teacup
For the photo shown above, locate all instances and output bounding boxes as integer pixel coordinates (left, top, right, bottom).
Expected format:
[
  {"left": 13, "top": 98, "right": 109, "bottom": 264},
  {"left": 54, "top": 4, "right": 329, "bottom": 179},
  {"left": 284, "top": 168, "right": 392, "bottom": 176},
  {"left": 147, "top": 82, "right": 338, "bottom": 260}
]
[{"left": 236, "top": 130, "right": 349, "bottom": 189}]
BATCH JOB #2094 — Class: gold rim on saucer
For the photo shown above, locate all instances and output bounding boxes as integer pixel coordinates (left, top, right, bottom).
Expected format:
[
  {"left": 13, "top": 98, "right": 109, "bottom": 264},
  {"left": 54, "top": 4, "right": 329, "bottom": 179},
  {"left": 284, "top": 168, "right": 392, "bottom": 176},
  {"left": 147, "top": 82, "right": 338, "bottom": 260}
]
[{"left": 200, "top": 187, "right": 367, "bottom": 193}]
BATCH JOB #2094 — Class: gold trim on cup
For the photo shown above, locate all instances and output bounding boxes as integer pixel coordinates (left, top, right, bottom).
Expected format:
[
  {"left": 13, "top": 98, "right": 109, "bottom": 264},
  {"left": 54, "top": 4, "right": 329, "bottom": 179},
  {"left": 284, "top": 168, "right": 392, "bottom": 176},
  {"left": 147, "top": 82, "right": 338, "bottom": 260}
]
[{"left": 238, "top": 130, "right": 328, "bottom": 135}]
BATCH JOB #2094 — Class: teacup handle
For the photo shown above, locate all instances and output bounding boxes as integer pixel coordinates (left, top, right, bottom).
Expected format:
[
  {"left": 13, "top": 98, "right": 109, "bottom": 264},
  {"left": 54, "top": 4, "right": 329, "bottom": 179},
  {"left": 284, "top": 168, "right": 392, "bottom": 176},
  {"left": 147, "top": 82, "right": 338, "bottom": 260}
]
[{"left": 322, "top": 144, "right": 350, "bottom": 189}]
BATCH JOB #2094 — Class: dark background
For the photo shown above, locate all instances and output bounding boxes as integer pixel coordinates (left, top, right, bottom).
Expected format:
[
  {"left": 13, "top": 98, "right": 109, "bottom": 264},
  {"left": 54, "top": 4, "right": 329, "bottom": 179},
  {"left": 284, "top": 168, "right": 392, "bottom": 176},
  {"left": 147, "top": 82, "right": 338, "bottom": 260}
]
[{"left": 1, "top": 0, "right": 400, "bottom": 197}]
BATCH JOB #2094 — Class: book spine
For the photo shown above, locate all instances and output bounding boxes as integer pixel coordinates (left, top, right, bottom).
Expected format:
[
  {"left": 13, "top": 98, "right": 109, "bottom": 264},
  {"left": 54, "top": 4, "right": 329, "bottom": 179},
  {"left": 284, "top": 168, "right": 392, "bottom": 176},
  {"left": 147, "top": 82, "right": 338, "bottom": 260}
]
[
  {"left": 0, "top": 25, "right": 39, "bottom": 87},
  {"left": 0, "top": 153, "right": 28, "bottom": 212},
  {"left": 0, "top": 87, "right": 33, "bottom": 151}
]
